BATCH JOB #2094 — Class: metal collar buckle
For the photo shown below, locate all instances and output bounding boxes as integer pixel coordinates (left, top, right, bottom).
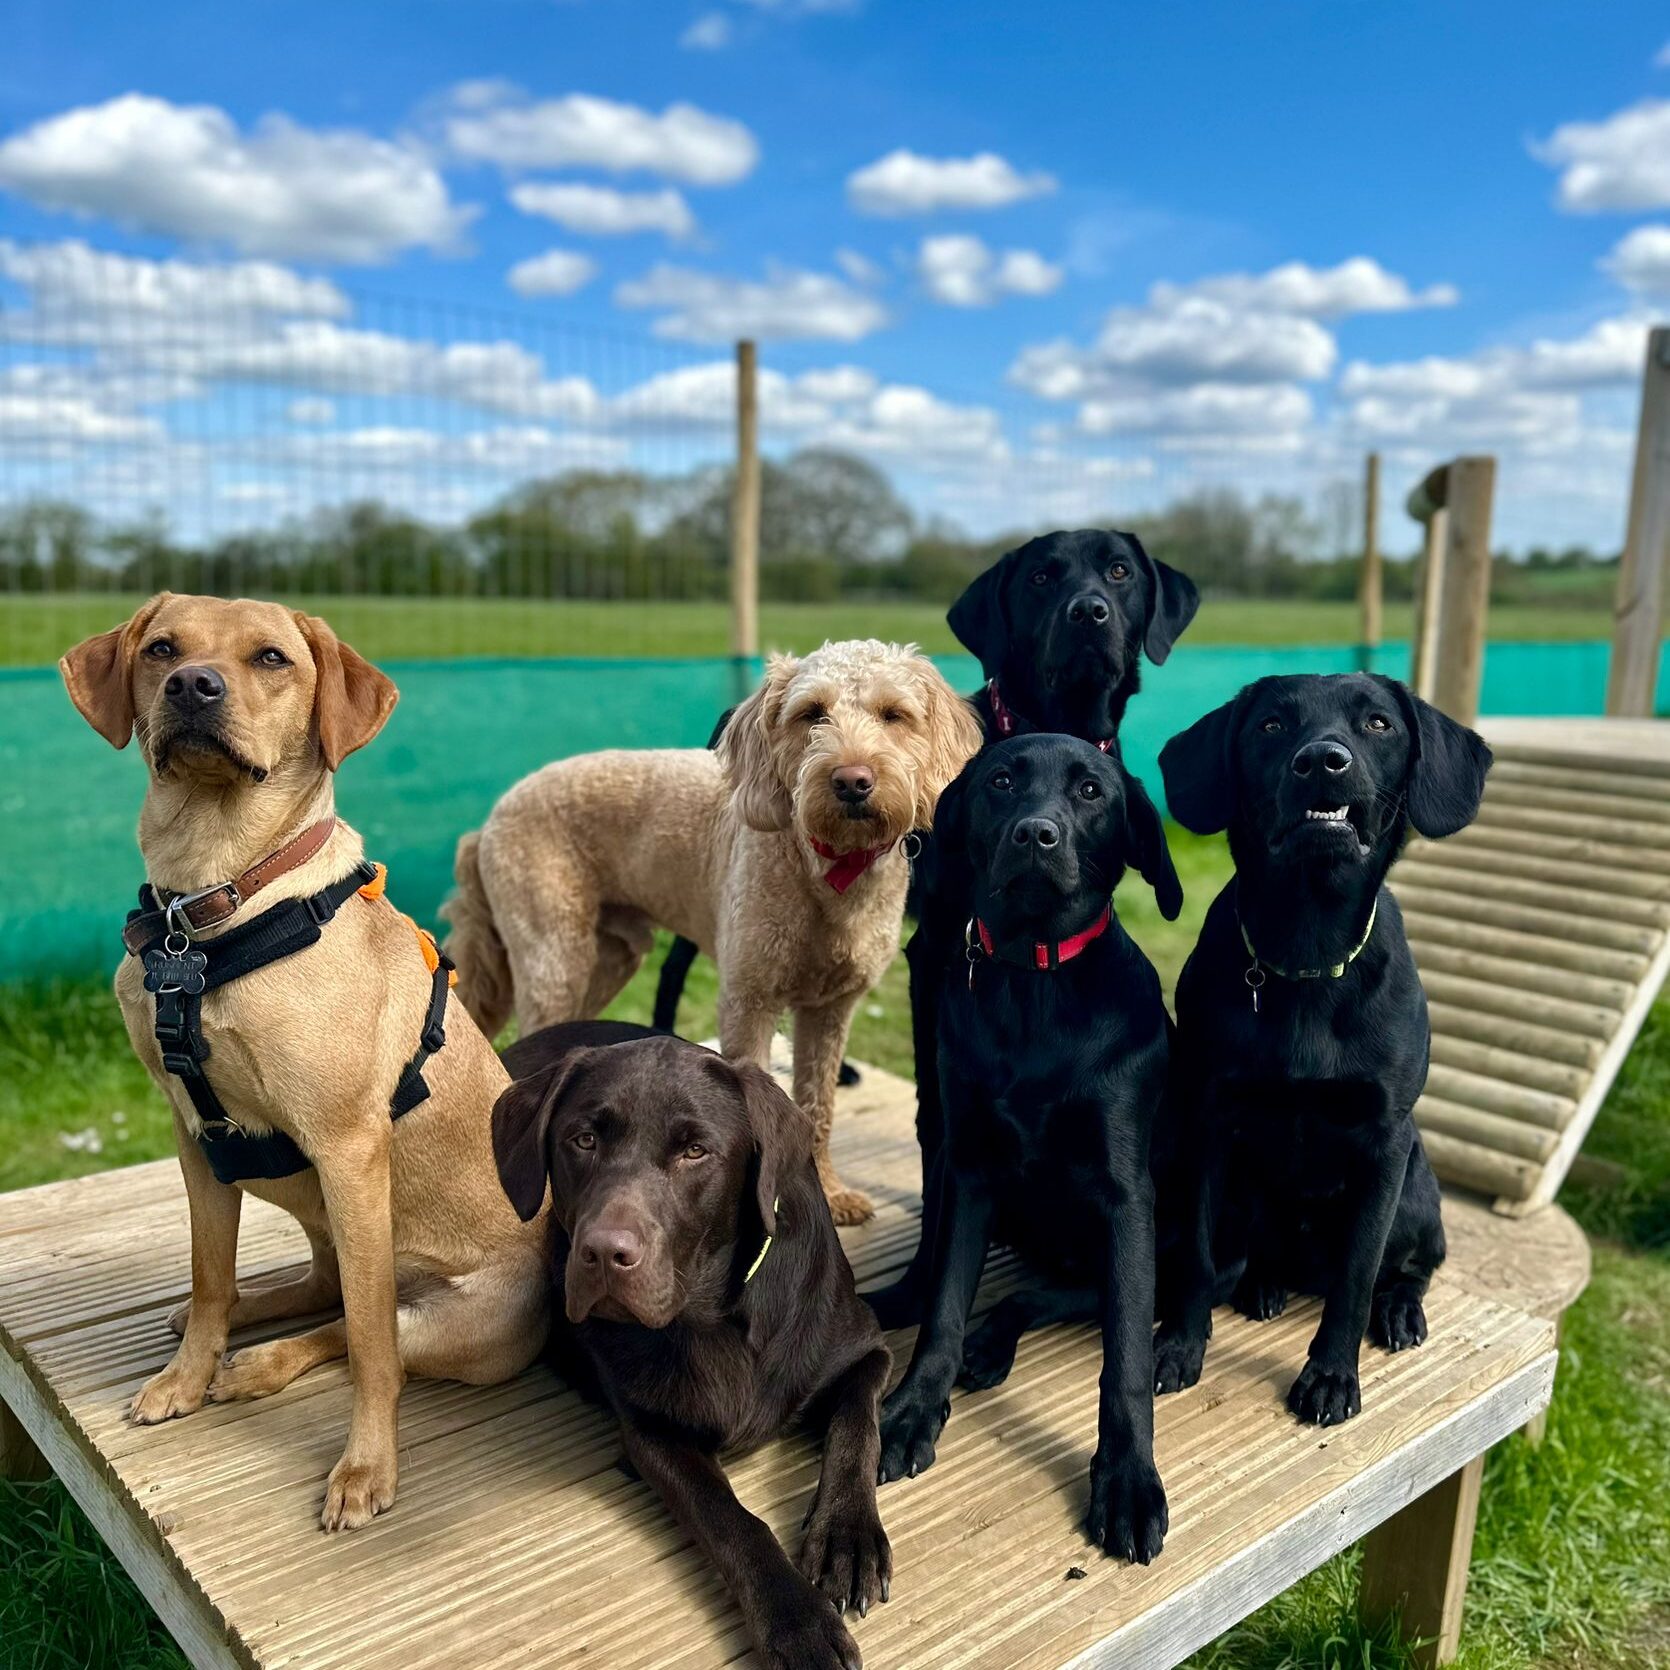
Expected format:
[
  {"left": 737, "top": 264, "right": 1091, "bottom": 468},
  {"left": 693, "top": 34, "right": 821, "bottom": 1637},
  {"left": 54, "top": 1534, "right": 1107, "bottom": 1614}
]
[{"left": 165, "top": 881, "right": 239, "bottom": 941}]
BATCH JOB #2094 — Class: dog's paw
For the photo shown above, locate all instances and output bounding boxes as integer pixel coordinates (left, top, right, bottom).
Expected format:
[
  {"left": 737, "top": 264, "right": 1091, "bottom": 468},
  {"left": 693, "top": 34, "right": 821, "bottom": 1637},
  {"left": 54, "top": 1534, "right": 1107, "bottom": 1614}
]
[
  {"left": 1086, "top": 1452, "right": 1168, "bottom": 1566},
  {"left": 754, "top": 1582, "right": 863, "bottom": 1670},
  {"left": 207, "top": 1344, "right": 292, "bottom": 1404},
  {"left": 958, "top": 1318, "right": 1018, "bottom": 1392},
  {"left": 1233, "top": 1270, "right": 1288, "bottom": 1322},
  {"left": 824, "top": 1185, "right": 875, "bottom": 1227},
  {"left": 1287, "top": 1359, "right": 1361, "bottom": 1426},
  {"left": 165, "top": 1298, "right": 191, "bottom": 1337},
  {"left": 1152, "top": 1327, "right": 1206, "bottom": 1396},
  {"left": 877, "top": 1389, "right": 949, "bottom": 1483},
  {"left": 129, "top": 1362, "right": 210, "bottom": 1424},
  {"left": 800, "top": 1497, "right": 892, "bottom": 1618},
  {"left": 320, "top": 1450, "right": 397, "bottom": 1532},
  {"left": 1370, "top": 1289, "right": 1428, "bottom": 1353}
]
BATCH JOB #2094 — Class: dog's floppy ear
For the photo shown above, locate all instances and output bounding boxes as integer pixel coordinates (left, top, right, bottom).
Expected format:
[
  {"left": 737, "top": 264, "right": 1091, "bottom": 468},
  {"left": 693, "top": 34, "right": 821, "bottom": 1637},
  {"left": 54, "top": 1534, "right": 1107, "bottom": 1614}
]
[
  {"left": 1120, "top": 532, "right": 1198, "bottom": 666},
  {"left": 717, "top": 654, "right": 797, "bottom": 832},
  {"left": 1160, "top": 688, "right": 1250, "bottom": 835},
  {"left": 947, "top": 551, "right": 1012, "bottom": 678},
  {"left": 293, "top": 612, "right": 399, "bottom": 772},
  {"left": 1382, "top": 678, "right": 1493, "bottom": 839},
  {"left": 491, "top": 1052, "right": 591, "bottom": 1222},
  {"left": 914, "top": 665, "right": 984, "bottom": 828},
  {"left": 59, "top": 593, "right": 171, "bottom": 748},
  {"left": 1122, "top": 774, "right": 1184, "bottom": 921},
  {"left": 723, "top": 1057, "right": 814, "bottom": 1237}
]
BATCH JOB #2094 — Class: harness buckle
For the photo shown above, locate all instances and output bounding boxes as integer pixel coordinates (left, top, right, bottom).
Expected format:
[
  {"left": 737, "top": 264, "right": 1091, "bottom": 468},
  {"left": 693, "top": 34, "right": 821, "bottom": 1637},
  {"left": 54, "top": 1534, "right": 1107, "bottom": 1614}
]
[{"left": 307, "top": 890, "right": 339, "bottom": 926}]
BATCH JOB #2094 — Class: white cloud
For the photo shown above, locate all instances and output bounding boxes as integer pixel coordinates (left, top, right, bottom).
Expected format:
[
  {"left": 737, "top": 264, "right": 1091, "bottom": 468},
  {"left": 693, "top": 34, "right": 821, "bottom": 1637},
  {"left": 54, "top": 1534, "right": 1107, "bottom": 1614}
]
[
  {"left": 916, "top": 234, "right": 1062, "bottom": 306},
  {"left": 1078, "top": 383, "right": 1314, "bottom": 442},
  {"left": 1155, "top": 257, "right": 1458, "bottom": 318},
  {"left": 507, "top": 249, "right": 599, "bottom": 297},
  {"left": 0, "top": 94, "right": 471, "bottom": 263},
  {"left": 0, "top": 372, "right": 163, "bottom": 448},
  {"left": 509, "top": 181, "right": 695, "bottom": 239},
  {"left": 614, "top": 262, "right": 888, "bottom": 341},
  {"left": 1603, "top": 224, "right": 1670, "bottom": 295},
  {"left": 846, "top": 149, "right": 1057, "bottom": 216},
  {"left": 834, "top": 246, "right": 885, "bottom": 285},
  {"left": 1534, "top": 98, "right": 1670, "bottom": 212},
  {"left": 286, "top": 397, "right": 335, "bottom": 425},
  {"left": 680, "top": 11, "right": 732, "bottom": 48},
  {"left": 1657, "top": 41, "right": 1670, "bottom": 68},
  {"left": 274, "top": 423, "right": 627, "bottom": 473},
  {"left": 443, "top": 86, "right": 758, "bottom": 184}
]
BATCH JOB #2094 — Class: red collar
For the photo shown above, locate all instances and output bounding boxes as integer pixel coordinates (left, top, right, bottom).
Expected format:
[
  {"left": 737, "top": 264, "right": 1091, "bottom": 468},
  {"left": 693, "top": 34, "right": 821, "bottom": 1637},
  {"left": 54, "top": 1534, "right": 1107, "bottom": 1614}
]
[
  {"left": 808, "top": 835, "right": 896, "bottom": 894},
  {"left": 986, "top": 680, "right": 1115, "bottom": 754},
  {"left": 972, "top": 902, "right": 1113, "bottom": 972}
]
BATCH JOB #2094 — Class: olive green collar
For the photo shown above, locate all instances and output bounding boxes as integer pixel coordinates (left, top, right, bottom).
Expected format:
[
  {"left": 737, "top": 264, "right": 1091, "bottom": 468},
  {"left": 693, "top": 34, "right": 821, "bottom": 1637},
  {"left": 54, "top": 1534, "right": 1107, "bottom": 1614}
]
[
  {"left": 743, "top": 1198, "right": 779, "bottom": 1284},
  {"left": 1239, "top": 897, "right": 1379, "bottom": 983}
]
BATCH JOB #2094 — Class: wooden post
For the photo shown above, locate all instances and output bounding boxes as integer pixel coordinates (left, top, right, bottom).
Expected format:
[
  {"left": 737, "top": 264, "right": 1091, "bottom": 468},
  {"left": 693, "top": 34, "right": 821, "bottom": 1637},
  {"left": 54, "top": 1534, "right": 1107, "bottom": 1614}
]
[
  {"left": 1359, "top": 1455, "right": 1485, "bottom": 1668},
  {"left": 1606, "top": 325, "right": 1670, "bottom": 716},
  {"left": 1361, "top": 451, "right": 1383, "bottom": 660},
  {"left": 1412, "top": 509, "right": 1448, "bottom": 702},
  {"left": 730, "top": 339, "right": 761, "bottom": 676},
  {"left": 1430, "top": 456, "right": 1496, "bottom": 725}
]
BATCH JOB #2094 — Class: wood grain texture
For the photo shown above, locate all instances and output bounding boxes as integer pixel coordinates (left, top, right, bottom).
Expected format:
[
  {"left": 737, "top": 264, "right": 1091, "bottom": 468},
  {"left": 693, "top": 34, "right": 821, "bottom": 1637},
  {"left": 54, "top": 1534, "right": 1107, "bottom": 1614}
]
[{"left": 0, "top": 1050, "right": 1571, "bottom": 1670}]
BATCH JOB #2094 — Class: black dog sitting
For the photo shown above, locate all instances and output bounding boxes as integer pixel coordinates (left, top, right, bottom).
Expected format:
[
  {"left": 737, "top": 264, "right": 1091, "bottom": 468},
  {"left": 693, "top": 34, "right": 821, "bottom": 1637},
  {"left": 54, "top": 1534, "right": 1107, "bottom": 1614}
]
[
  {"left": 1152, "top": 673, "right": 1491, "bottom": 1426},
  {"left": 877, "top": 734, "right": 1183, "bottom": 1565},
  {"left": 494, "top": 1020, "right": 891, "bottom": 1670},
  {"left": 865, "top": 529, "right": 1198, "bottom": 1328}
]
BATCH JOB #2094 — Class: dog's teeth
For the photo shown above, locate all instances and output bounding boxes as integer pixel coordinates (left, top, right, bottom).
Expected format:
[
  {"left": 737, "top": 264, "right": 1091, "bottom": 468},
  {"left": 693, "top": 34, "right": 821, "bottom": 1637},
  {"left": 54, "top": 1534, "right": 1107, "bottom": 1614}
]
[{"left": 1305, "top": 806, "right": 1350, "bottom": 822}]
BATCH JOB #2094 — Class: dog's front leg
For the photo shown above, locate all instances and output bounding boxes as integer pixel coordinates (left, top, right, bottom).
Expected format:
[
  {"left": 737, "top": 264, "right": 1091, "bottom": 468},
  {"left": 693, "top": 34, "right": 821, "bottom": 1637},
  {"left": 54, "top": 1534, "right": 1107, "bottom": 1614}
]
[
  {"left": 718, "top": 990, "right": 777, "bottom": 1071},
  {"left": 877, "top": 1162, "right": 991, "bottom": 1482},
  {"left": 132, "top": 1113, "right": 241, "bottom": 1424},
  {"left": 315, "top": 1116, "right": 404, "bottom": 1531},
  {"left": 801, "top": 1344, "right": 893, "bottom": 1618},
  {"left": 621, "top": 1426, "right": 863, "bottom": 1670},
  {"left": 1153, "top": 1073, "right": 1221, "bottom": 1396},
  {"left": 1288, "top": 1120, "right": 1414, "bottom": 1427},
  {"left": 794, "top": 994, "right": 870, "bottom": 1224},
  {"left": 1087, "top": 1170, "right": 1168, "bottom": 1565}
]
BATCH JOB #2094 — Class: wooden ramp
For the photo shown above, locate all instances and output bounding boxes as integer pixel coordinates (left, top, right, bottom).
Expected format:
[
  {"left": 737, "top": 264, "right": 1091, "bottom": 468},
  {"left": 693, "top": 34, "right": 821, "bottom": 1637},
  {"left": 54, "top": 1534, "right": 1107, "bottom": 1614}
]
[
  {"left": 1398, "top": 718, "right": 1670, "bottom": 1215},
  {"left": 0, "top": 1055, "right": 1584, "bottom": 1670}
]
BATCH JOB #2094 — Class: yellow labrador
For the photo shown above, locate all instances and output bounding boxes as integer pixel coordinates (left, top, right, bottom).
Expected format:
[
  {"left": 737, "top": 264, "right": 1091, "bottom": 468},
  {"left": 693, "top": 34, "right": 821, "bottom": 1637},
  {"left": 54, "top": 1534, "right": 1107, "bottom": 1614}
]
[{"left": 61, "top": 593, "right": 547, "bottom": 1531}]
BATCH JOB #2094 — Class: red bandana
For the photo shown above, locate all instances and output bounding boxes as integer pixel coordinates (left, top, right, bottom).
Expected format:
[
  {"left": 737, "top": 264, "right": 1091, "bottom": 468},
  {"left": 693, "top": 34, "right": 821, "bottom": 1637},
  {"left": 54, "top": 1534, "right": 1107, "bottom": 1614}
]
[
  {"left": 808, "top": 835, "right": 896, "bottom": 894},
  {"left": 986, "top": 680, "right": 1115, "bottom": 754},
  {"left": 974, "top": 902, "right": 1112, "bottom": 971}
]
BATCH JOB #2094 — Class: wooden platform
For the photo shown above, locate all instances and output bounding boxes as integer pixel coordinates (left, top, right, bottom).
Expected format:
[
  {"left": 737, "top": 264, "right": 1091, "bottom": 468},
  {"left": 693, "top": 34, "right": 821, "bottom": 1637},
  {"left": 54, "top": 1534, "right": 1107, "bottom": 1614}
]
[
  {"left": 1396, "top": 717, "right": 1670, "bottom": 1214},
  {"left": 0, "top": 1057, "right": 1585, "bottom": 1670}
]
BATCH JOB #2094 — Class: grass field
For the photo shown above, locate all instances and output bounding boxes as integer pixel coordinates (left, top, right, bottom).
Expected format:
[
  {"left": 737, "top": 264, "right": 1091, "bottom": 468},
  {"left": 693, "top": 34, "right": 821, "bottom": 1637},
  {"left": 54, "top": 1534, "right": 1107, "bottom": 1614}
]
[
  {"left": 3, "top": 825, "right": 1668, "bottom": 1668},
  {"left": 0, "top": 591, "right": 1625, "bottom": 667}
]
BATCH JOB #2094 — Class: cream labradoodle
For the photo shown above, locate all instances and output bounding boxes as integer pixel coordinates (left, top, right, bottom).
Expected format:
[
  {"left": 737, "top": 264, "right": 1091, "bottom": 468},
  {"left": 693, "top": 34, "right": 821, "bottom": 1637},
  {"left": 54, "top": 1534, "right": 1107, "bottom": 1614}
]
[{"left": 446, "top": 639, "right": 982, "bottom": 1223}]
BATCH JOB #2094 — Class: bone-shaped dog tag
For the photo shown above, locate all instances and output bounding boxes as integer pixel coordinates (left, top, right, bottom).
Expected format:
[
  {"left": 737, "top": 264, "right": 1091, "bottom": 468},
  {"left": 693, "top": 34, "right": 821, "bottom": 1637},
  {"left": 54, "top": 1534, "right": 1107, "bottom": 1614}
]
[{"left": 144, "top": 946, "right": 208, "bottom": 995}]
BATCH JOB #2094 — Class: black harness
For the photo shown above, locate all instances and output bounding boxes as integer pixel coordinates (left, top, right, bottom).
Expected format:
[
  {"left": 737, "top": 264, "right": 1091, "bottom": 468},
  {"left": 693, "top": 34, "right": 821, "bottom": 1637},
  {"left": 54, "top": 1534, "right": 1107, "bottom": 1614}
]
[{"left": 124, "top": 862, "right": 452, "bottom": 1186}]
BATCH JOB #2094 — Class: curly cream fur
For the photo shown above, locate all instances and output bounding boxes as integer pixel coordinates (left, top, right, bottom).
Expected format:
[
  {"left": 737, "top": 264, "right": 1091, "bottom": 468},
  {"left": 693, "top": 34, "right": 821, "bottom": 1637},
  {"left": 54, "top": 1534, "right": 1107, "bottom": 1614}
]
[{"left": 446, "top": 639, "right": 981, "bottom": 1223}]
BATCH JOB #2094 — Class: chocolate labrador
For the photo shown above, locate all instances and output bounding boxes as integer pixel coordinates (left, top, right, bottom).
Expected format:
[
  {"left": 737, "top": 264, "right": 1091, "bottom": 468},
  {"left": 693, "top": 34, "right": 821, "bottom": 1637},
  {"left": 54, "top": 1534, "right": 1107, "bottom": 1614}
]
[
  {"left": 493, "top": 1020, "right": 892, "bottom": 1670},
  {"left": 1152, "top": 673, "right": 1488, "bottom": 1425}
]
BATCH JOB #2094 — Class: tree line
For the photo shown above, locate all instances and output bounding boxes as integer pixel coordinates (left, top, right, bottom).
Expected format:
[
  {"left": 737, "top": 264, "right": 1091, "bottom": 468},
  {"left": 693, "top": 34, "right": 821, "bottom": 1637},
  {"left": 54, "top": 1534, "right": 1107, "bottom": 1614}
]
[{"left": 0, "top": 449, "right": 1615, "bottom": 607}]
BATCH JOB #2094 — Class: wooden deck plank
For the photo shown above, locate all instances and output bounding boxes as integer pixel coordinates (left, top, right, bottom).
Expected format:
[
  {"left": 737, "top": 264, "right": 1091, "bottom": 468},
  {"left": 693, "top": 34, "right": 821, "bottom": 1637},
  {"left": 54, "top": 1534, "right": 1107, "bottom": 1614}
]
[{"left": 0, "top": 1053, "right": 1566, "bottom": 1670}]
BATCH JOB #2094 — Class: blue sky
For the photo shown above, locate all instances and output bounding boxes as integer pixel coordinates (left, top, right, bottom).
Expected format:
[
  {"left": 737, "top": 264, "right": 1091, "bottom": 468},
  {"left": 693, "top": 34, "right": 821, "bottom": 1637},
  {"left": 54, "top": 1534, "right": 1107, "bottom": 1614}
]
[{"left": 2, "top": 0, "right": 1669, "bottom": 547}]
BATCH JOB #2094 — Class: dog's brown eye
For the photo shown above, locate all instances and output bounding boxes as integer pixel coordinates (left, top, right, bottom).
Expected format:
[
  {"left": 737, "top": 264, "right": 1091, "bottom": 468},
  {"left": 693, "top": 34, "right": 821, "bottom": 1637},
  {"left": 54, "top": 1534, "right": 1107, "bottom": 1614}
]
[
  {"left": 572, "top": 1131, "right": 596, "bottom": 1151},
  {"left": 879, "top": 707, "right": 903, "bottom": 725},
  {"left": 680, "top": 1143, "right": 708, "bottom": 1162},
  {"left": 1261, "top": 718, "right": 1284, "bottom": 735},
  {"left": 144, "top": 640, "right": 176, "bottom": 660},
  {"left": 799, "top": 704, "right": 827, "bottom": 726},
  {"left": 1107, "top": 562, "right": 1130, "bottom": 582},
  {"left": 990, "top": 771, "right": 1012, "bottom": 791},
  {"left": 1366, "top": 713, "right": 1392, "bottom": 733},
  {"left": 1029, "top": 570, "right": 1049, "bottom": 586},
  {"left": 254, "top": 647, "right": 290, "bottom": 668},
  {"left": 1079, "top": 780, "right": 1102, "bottom": 800}
]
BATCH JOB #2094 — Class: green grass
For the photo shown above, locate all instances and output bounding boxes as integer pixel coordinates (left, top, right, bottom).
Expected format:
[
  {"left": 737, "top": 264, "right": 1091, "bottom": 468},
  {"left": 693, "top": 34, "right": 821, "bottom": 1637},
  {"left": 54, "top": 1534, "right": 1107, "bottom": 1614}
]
[
  {"left": 3, "top": 838, "right": 1669, "bottom": 1670},
  {"left": 0, "top": 591, "right": 1624, "bottom": 668}
]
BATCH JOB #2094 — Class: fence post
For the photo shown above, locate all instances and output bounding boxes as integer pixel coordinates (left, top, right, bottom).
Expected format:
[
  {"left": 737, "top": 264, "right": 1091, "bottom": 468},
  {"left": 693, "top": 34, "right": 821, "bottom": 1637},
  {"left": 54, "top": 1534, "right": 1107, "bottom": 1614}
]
[
  {"left": 1360, "top": 451, "right": 1382, "bottom": 664},
  {"left": 731, "top": 339, "right": 761, "bottom": 689},
  {"left": 1606, "top": 325, "right": 1670, "bottom": 717},
  {"left": 1412, "top": 508, "right": 1448, "bottom": 702},
  {"left": 1430, "top": 456, "right": 1496, "bottom": 726}
]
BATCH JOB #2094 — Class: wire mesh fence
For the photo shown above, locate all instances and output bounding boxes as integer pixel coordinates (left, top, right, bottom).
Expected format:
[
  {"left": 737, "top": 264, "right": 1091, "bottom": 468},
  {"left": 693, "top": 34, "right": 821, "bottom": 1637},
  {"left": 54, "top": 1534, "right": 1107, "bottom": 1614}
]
[{"left": 2, "top": 236, "right": 1637, "bottom": 672}]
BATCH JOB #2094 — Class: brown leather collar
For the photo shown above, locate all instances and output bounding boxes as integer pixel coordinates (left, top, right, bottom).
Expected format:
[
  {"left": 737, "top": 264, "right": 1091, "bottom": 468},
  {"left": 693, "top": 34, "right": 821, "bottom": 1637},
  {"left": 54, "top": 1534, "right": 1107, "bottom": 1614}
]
[{"left": 122, "top": 817, "right": 338, "bottom": 954}]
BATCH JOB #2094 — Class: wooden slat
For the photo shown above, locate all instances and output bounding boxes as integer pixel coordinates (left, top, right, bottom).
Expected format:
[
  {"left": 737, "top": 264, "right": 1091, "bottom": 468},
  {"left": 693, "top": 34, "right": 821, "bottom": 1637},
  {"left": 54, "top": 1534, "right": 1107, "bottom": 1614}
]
[
  {"left": 1398, "top": 883, "right": 1663, "bottom": 957},
  {"left": 1472, "top": 800, "right": 1670, "bottom": 855},
  {"left": 1404, "top": 837, "right": 1670, "bottom": 905},
  {"left": 1414, "top": 1097, "right": 1559, "bottom": 1163},
  {"left": 1418, "top": 972, "right": 1617, "bottom": 1043},
  {"left": 1408, "top": 940, "right": 1632, "bottom": 1011},
  {"left": 1421, "top": 1063, "right": 1574, "bottom": 1131},
  {"left": 1483, "top": 778, "right": 1670, "bottom": 827},
  {"left": 1427, "top": 1035, "right": 1589, "bottom": 1101},
  {"left": 1424, "top": 999, "right": 1603, "bottom": 1069},
  {"left": 1440, "top": 821, "right": 1670, "bottom": 878},
  {"left": 1487, "top": 738, "right": 1670, "bottom": 778},
  {"left": 1487, "top": 758, "right": 1670, "bottom": 802},
  {"left": 1396, "top": 860, "right": 1670, "bottom": 931},
  {"left": 1405, "top": 913, "right": 1650, "bottom": 984},
  {"left": 1416, "top": 1130, "right": 1540, "bottom": 1202}
]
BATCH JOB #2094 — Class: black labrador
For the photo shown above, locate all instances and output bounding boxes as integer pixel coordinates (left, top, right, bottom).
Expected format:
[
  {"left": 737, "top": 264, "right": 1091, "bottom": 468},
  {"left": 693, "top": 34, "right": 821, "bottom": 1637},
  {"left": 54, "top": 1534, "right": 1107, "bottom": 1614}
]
[
  {"left": 493, "top": 1020, "right": 891, "bottom": 1670},
  {"left": 876, "top": 734, "right": 1183, "bottom": 1565},
  {"left": 865, "top": 528, "right": 1198, "bottom": 1328},
  {"left": 1152, "top": 673, "right": 1490, "bottom": 1425}
]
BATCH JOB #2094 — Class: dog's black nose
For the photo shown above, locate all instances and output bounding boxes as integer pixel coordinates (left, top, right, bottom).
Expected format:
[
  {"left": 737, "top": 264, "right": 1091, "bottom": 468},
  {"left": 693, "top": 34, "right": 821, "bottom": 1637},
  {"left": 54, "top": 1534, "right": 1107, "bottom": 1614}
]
[
  {"left": 579, "top": 1225, "right": 644, "bottom": 1271},
  {"left": 1292, "top": 740, "right": 1353, "bottom": 777},
  {"left": 831, "top": 765, "right": 874, "bottom": 804},
  {"left": 1067, "top": 592, "right": 1111, "bottom": 626},
  {"left": 163, "top": 665, "right": 226, "bottom": 712},
  {"left": 1012, "top": 816, "right": 1060, "bottom": 849}
]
